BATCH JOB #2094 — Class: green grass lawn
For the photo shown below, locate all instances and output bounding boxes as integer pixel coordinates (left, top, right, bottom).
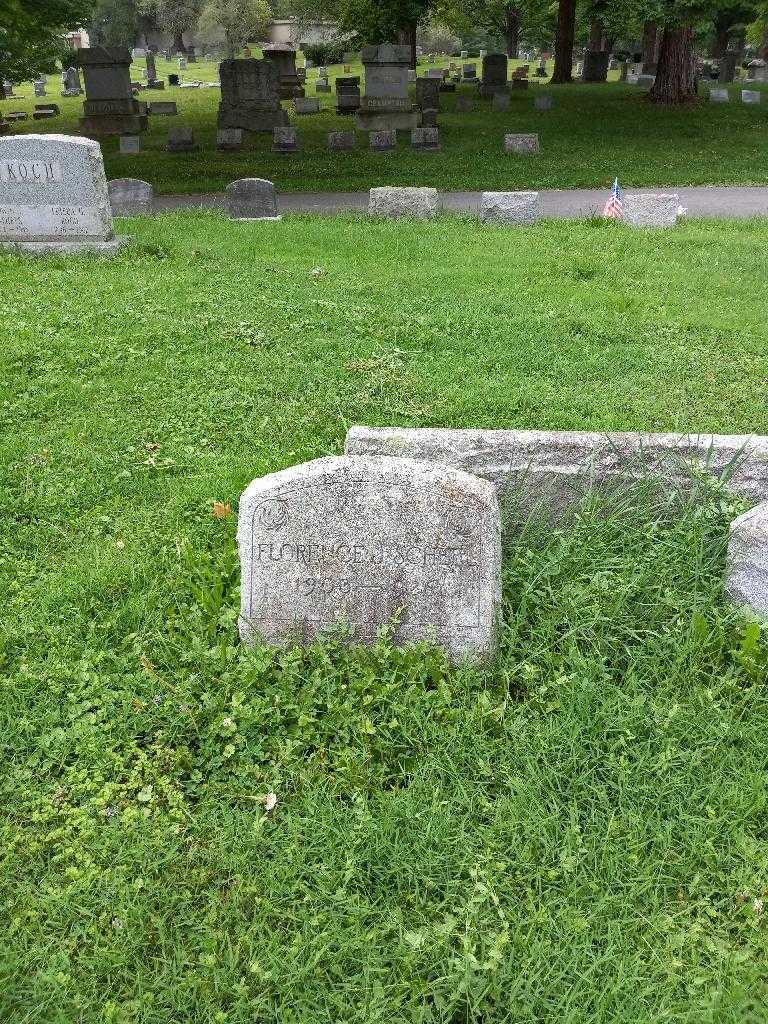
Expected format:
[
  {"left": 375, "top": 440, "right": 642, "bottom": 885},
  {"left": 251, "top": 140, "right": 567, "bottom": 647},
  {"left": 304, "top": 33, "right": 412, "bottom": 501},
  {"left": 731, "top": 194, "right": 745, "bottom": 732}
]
[
  {"left": 5, "top": 55, "right": 768, "bottom": 193},
  {"left": 2, "top": 214, "right": 768, "bottom": 1022}
]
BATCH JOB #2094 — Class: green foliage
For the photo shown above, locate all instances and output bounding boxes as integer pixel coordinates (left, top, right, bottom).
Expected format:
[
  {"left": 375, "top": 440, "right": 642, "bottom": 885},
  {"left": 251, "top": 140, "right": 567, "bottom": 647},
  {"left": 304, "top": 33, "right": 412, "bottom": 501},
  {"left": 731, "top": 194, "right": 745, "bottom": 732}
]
[
  {"left": 0, "top": 0, "right": 94, "bottom": 79},
  {"left": 197, "top": 0, "right": 272, "bottom": 57},
  {"left": 303, "top": 39, "right": 347, "bottom": 63},
  {"left": 88, "top": 0, "right": 142, "bottom": 47},
  {"left": 2, "top": 214, "right": 768, "bottom": 1020}
]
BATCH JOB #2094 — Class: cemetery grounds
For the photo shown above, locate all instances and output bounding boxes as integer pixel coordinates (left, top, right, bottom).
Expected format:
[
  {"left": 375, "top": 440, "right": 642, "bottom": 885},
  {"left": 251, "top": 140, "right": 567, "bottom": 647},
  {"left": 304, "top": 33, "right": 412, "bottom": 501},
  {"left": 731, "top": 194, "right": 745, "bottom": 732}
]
[{"left": 2, "top": 67, "right": 768, "bottom": 1024}]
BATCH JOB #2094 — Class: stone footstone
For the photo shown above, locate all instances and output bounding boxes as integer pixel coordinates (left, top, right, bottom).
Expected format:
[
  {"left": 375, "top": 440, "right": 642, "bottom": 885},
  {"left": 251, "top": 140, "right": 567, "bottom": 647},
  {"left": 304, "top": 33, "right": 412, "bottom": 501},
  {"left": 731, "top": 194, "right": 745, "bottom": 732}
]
[
  {"left": 294, "top": 97, "right": 320, "bottom": 114},
  {"left": 273, "top": 126, "right": 299, "bottom": 152},
  {"left": 108, "top": 177, "right": 153, "bottom": 214},
  {"left": 369, "top": 186, "right": 440, "bottom": 217},
  {"left": 410, "top": 127, "right": 440, "bottom": 151},
  {"left": 327, "top": 130, "right": 355, "bottom": 151},
  {"left": 482, "top": 191, "right": 541, "bottom": 225},
  {"left": 504, "top": 133, "right": 539, "bottom": 153},
  {"left": 119, "top": 134, "right": 141, "bottom": 154},
  {"left": 237, "top": 455, "right": 501, "bottom": 663},
  {"left": 0, "top": 134, "right": 128, "bottom": 255},
  {"left": 6, "top": 112, "right": 29, "bottom": 122},
  {"left": 148, "top": 101, "right": 177, "bottom": 115},
  {"left": 216, "top": 128, "right": 243, "bottom": 150},
  {"left": 226, "top": 177, "right": 281, "bottom": 220},
  {"left": 727, "top": 502, "right": 768, "bottom": 617},
  {"left": 369, "top": 129, "right": 396, "bottom": 151},
  {"left": 491, "top": 92, "right": 510, "bottom": 111},
  {"left": 623, "top": 193, "right": 680, "bottom": 227},
  {"left": 534, "top": 94, "right": 552, "bottom": 110},
  {"left": 166, "top": 127, "right": 197, "bottom": 152},
  {"left": 742, "top": 89, "right": 761, "bottom": 104},
  {"left": 709, "top": 87, "right": 729, "bottom": 102}
]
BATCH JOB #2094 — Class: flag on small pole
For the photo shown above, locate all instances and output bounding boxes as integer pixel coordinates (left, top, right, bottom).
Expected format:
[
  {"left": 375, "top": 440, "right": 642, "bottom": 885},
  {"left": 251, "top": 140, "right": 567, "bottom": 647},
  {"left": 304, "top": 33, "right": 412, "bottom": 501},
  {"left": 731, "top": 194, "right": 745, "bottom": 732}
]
[{"left": 603, "top": 178, "right": 624, "bottom": 219}]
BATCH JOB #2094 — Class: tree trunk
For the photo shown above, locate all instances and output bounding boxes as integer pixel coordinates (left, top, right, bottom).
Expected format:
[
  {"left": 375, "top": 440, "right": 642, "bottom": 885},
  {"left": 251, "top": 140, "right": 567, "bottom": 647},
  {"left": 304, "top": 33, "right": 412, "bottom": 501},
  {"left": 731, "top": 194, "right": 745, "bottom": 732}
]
[
  {"left": 588, "top": 20, "right": 603, "bottom": 50},
  {"left": 712, "top": 15, "right": 730, "bottom": 59},
  {"left": 551, "top": 0, "right": 576, "bottom": 84},
  {"left": 642, "top": 21, "right": 659, "bottom": 67},
  {"left": 761, "top": 22, "right": 768, "bottom": 60},
  {"left": 648, "top": 24, "right": 697, "bottom": 104},
  {"left": 397, "top": 24, "right": 417, "bottom": 68},
  {"left": 504, "top": 5, "right": 520, "bottom": 59},
  {"left": 173, "top": 32, "right": 187, "bottom": 56}
]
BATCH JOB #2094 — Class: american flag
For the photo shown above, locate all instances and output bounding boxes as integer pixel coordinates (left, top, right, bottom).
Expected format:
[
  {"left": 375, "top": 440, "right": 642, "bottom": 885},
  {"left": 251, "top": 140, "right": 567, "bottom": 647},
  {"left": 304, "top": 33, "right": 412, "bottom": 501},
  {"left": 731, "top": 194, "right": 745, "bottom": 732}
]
[{"left": 603, "top": 178, "right": 624, "bottom": 219}]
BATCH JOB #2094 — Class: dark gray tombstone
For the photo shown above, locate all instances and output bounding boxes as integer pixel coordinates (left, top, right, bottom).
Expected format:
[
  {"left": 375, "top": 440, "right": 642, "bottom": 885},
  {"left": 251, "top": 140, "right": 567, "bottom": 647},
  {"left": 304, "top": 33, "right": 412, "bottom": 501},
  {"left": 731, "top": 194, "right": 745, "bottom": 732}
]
[
  {"left": 218, "top": 59, "right": 289, "bottom": 132},
  {"left": 226, "top": 177, "right": 280, "bottom": 220},
  {"left": 73, "top": 46, "right": 148, "bottom": 136},
  {"left": 480, "top": 53, "right": 508, "bottom": 97}
]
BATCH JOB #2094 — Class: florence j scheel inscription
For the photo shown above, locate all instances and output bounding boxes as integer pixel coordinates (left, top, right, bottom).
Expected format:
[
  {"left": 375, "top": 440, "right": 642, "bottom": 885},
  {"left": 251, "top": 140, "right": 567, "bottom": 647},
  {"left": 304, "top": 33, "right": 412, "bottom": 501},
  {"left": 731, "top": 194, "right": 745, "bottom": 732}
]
[{"left": 237, "top": 456, "right": 501, "bottom": 661}]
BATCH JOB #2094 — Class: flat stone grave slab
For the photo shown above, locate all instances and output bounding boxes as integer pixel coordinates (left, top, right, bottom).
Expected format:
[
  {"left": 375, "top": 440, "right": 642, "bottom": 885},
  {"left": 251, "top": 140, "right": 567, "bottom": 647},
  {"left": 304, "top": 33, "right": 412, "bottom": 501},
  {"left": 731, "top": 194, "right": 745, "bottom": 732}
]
[
  {"left": 369, "top": 186, "right": 440, "bottom": 217},
  {"left": 0, "top": 134, "right": 127, "bottom": 255},
  {"left": 504, "top": 133, "right": 539, "bottom": 153},
  {"left": 237, "top": 455, "right": 501, "bottom": 662},
  {"left": 482, "top": 191, "right": 541, "bottom": 224},
  {"left": 623, "top": 192, "right": 679, "bottom": 227}
]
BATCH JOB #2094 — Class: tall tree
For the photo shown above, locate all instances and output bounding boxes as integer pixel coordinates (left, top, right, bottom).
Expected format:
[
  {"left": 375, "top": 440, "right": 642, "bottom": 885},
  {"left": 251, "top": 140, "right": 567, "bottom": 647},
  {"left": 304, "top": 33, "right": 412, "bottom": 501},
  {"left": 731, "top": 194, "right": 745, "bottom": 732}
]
[
  {"left": 197, "top": 0, "right": 271, "bottom": 56},
  {"left": 138, "top": 0, "right": 202, "bottom": 52},
  {"left": 551, "top": 0, "right": 576, "bottom": 82},
  {"left": 0, "top": 0, "right": 94, "bottom": 82}
]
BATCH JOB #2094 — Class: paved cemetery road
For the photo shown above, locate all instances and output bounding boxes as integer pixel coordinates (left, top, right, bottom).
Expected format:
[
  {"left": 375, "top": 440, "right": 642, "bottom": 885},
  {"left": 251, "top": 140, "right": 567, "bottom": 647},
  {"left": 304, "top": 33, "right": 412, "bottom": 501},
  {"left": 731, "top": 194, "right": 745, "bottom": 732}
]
[{"left": 153, "top": 186, "right": 768, "bottom": 218}]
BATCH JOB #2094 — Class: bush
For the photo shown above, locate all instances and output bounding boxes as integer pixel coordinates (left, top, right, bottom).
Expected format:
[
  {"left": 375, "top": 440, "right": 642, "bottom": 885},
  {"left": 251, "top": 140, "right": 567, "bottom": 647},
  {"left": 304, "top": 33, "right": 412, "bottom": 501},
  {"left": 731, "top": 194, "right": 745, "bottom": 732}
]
[{"left": 302, "top": 40, "right": 346, "bottom": 66}]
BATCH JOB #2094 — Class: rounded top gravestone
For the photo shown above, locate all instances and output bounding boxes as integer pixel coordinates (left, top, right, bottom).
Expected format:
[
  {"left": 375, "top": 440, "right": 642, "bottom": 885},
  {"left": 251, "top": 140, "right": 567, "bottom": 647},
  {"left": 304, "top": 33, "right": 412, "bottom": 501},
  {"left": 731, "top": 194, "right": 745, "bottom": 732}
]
[
  {"left": 237, "top": 456, "right": 502, "bottom": 662},
  {"left": 0, "top": 134, "right": 127, "bottom": 254}
]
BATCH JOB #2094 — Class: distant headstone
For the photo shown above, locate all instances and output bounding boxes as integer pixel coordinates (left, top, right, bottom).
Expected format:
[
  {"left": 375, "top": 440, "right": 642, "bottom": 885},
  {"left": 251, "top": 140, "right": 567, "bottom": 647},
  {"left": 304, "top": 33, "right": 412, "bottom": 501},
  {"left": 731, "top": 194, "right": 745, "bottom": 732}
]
[
  {"left": 316, "top": 78, "right": 331, "bottom": 93},
  {"left": 356, "top": 43, "right": 417, "bottom": 131},
  {"left": 272, "top": 126, "right": 298, "bottom": 152},
  {"left": 132, "top": 47, "right": 146, "bottom": 59},
  {"left": 73, "top": 46, "right": 148, "bottom": 136},
  {"left": 178, "top": 57, "right": 188, "bottom": 70},
  {"left": 636, "top": 74, "right": 655, "bottom": 88},
  {"left": 718, "top": 51, "right": 737, "bottom": 83},
  {"left": 709, "top": 87, "right": 729, "bottom": 102},
  {"left": 34, "top": 81, "right": 46, "bottom": 97},
  {"left": 263, "top": 44, "right": 304, "bottom": 99},
  {"left": 218, "top": 59, "right": 289, "bottom": 132},
  {"left": 226, "top": 177, "right": 280, "bottom": 220},
  {"left": 5, "top": 111, "right": 28, "bottom": 121},
  {"left": 294, "top": 97, "right": 320, "bottom": 114},
  {"left": 168, "top": 73, "right": 179, "bottom": 86},
  {"left": 119, "top": 134, "right": 141, "bottom": 153},
  {"left": 726, "top": 502, "right": 768, "bottom": 618},
  {"left": 534, "top": 93, "right": 552, "bottom": 110},
  {"left": 480, "top": 53, "right": 508, "bottom": 97},
  {"left": 481, "top": 191, "right": 541, "bottom": 224},
  {"left": 410, "top": 127, "right": 440, "bottom": 151},
  {"left": 582, "top": 50, "right": 610, "bottom": 82},
  {"left": 336, "top": 76, "right": 361, "bottom": 114},
  {"left": 0, "top": 134, "right": 126, "bottom": 254},
  {"left": 149, "top": 101, "right": 177, "bottom": 115},
  {"left": 742, "top": 89, "right": 761, "bottom": 104},
  {"left": 504, "top": 133, "right": 539, "bottom": 153},
  {"left": 108, "top": 176, "right": 152, "bottom": 214},
  {"left": 369, "top": 129, "right": 396, "bottom": 151},
  {"left": 462, "top": 64, "right": 477, "bottom": 81},
  {"left": 166, "top": 126, "right": 197, "bottom": 151},
  {"left": 622, "top": 193, "right": 680, "bottom": 227},
  {"left": 216, "top": 127, "right": 243, "bottom": 150},
  {"left": 408, "top": 69, "right": 417, "bottom": 83},
  {"left": 61, "top": 67, "right": 82, "bottom": 96},
  {"left": 33, "top": 104, "right": 59, "bottom": 119},
  {"left": 369, "top": 186, "right": 439, "bottom": 217},
  {"left": 327, "top": 130, "right": 356, "bottom": 150},
  {"left": 415, "top": 77, "right": 440, "bottom": 110},
  {"left": 237, "top": 456, "right": 501, "bottom": 662},
  {"left": 460, "top": 50, "right": 468, "bottom": 59},
  {"left": 492, "top": 92, "right": 510, "bottom": 111}
]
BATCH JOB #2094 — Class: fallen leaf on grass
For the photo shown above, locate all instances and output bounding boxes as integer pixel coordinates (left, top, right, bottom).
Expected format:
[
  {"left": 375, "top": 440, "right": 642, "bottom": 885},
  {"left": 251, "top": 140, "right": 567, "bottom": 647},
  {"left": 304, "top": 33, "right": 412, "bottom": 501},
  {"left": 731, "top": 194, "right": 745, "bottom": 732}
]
[{"left": 212, "top": 501, "right": 232, "bottom": 519}]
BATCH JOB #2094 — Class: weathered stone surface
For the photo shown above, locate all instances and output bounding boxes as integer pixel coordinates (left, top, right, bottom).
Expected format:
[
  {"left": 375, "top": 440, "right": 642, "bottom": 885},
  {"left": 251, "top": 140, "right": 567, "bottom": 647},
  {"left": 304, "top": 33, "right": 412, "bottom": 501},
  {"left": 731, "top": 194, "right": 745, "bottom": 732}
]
[
  {"left": 415, "top": 78, "right": 440, "bottom": 110},
  {"left": 369, "top": 186, "right": 439, "bottom": 217},
  {"left": 0, "top": 134, "right": 127, "bottom": 255},
  {"left": 119, "top": 134, "right": 141, "bottom": 153},
  {"left": 742, "top": 89, "right": 761, "bottom": 104},
  {"left": 623, "top": 192, "right": 679, "bottom": 227},
  {"left": 481, "top": 191, "right": 541, "bottom": 225},
  {"left": 356, "top": 44, "right": 417, "bottom": 131},
  {"left": 272, "top": 126, "right": 298, "bottom": 152},
  {"left": 582, "top": 50, "right": 610, "bottom": 82},
  {"left": 492, "top": 92, "right": 510, "bottom": 111},
  {"left": 327, "top": 130, "right": 356, "bottom": 150},
  {"left": 480, "top": 53, "right": 508, "bottom": 97},
  {"left": 294, "top": 97, "right": 320, "bottom": 114},
  {"left": 336, "top": 76, "right": 361, "bottom": 115},
  {"left": 344, "top": 427, "right": 768, "bottom": 509},
  {"left": 504, "top": 133, "right": 539, "bottom": 153},
  {"left": 421, "top": 107, "right": 438, "bottom": 128},
  {"left": 73, "top": 46, "right": 147, "bottom": 136},
  {"left": 108, "top": 177, "right": 153, "bottom": 214},
  {"left": 216, "top": 127, "right": 243, "bottom": 150},
  {"left": 226, "top": 177, "right": 280, "bottom": 220},
  {"left": 462, "top": 63, "right": 477, "bottom": 80},
  {"left": 410, "top": 127, "right": 440, "bottom": 150},
  {"left": 262, "top": 44, "right": 304, "bottom": 99},
  {"left": 237, "top": 455, "right": 501, "bottom": 662},
  {"left": 166, "top": 126, "right": 197, "bottom": 151},
  {"left": 709, "top": 87, "right": 730, "bottom": 102},
  {"left": 369, "top": 129, "right": 396, "bottom": 151},
  {"left": 727, "top": 502, "right": 768, "bottom": 617},
  {"left": 534, "top": 93, "right": 552, "bottom": 110},
  {"left": 218, "top": 59, "right": 289, "bottom": 132},
  {"left": 148, "top": 101, "right": 177, "bottom": 115}
]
